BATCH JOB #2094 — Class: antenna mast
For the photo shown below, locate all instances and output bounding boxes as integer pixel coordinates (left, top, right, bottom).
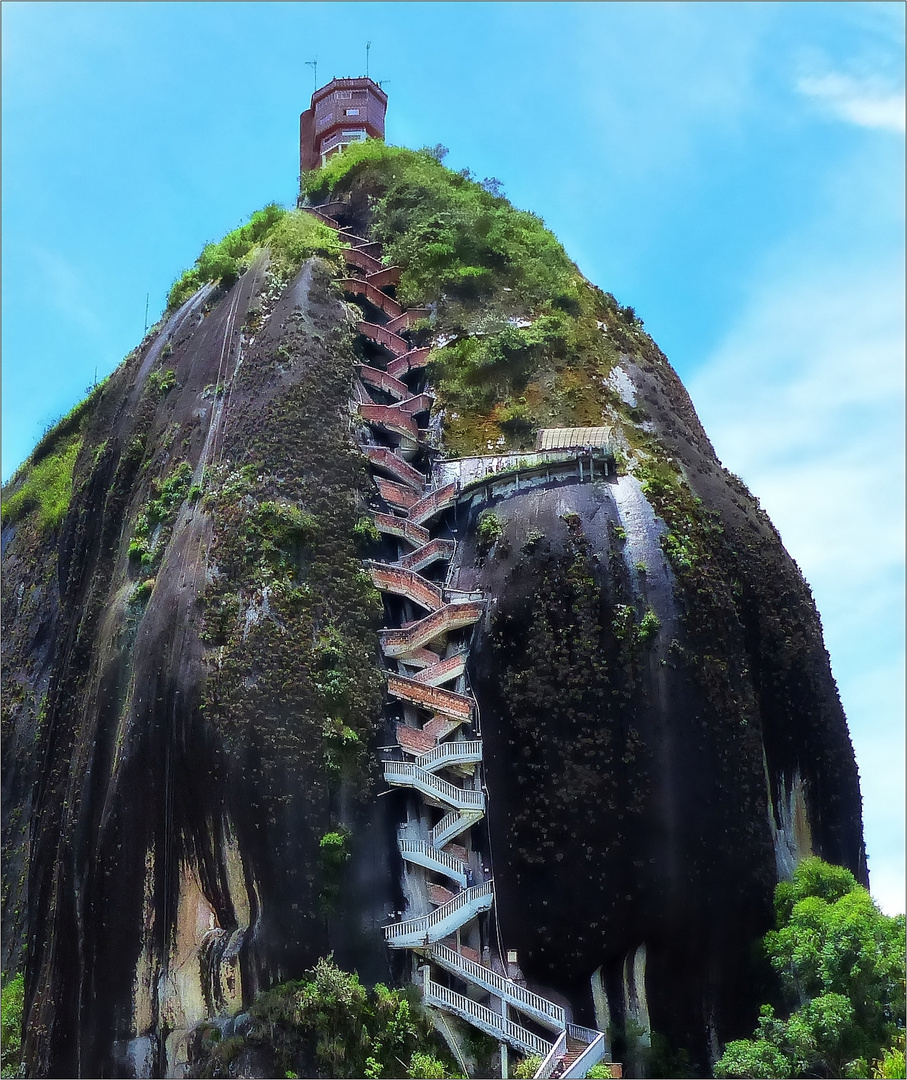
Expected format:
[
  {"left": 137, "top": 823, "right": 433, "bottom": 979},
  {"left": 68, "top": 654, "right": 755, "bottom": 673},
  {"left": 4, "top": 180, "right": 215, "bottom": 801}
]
[
  {"left": 305, "top": 59, "right": 318, "bottom": 92},
  {"left": 366, "top": 41, "right": 371, "bottom": 79}
]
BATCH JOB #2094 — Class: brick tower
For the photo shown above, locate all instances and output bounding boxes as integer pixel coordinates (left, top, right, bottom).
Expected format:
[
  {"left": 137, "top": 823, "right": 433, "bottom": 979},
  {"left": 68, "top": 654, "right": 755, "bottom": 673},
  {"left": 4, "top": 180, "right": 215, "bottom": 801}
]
[{"left": 299, "top": 77, "right": 388, "bottom": 175}]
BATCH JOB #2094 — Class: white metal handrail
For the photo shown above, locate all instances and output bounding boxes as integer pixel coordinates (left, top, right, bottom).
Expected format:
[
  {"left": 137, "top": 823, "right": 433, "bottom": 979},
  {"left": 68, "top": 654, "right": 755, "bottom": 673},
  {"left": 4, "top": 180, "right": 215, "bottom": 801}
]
[
  {"left": 566, "top": 1023, "right": 601, "bottom": 1045},
  {"left": 417, "top": 740, "right": 482, "bottom": 772},
  {"left": 562, "top": 1032, "right": 607, "bottom": 1079},
  {"left": 534, "top": 1030, "right": 568, "bottom": 1080},
  {"left": 431, "top": 809, "right": 482, "bottom": 848},
  {"left": 384, "top": 881, "right": 493, "bottom": 941},
  {"left": 398, "top": 837, "right": 467, "bottom": 876},
  {"left": 383, "top": 761, "right": 484, "bottom": 809},
  {"left": 423, "top": 975, "right": 553, "bottom": 1058},
  {"left": 429, "top": 944, "right": 566, "bottom": 1029}
]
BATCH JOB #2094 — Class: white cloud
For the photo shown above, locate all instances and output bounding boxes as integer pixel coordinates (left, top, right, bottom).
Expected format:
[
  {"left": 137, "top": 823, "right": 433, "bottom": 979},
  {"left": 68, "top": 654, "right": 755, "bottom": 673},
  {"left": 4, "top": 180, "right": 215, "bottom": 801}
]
[
  {"left": 689, "top": 255, "right": 905, "bottom": 914},
  {"left": 798, "top": 72, "right": 905, "bottom": 133}
]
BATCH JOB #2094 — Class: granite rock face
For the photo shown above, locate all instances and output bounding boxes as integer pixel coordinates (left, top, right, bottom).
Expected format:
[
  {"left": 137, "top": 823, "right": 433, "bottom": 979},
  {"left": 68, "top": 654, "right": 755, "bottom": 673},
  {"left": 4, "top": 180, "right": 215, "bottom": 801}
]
[{"left": 1, "top": 170, "right": 865, "bottom": 1078}]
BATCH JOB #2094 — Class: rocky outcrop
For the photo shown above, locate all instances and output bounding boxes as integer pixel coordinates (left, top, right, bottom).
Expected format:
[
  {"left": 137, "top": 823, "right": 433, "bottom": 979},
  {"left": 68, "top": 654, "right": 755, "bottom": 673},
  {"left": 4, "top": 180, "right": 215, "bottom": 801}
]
[{"left": 1, "top": 147, "right": 866, "bottom": 1078}]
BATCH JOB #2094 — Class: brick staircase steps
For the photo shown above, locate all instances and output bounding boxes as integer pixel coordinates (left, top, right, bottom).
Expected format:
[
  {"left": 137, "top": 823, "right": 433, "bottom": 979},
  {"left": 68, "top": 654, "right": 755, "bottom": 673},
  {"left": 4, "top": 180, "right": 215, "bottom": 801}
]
[
  {"left": 360, "top": 402, "right": 420, "bottom": 441},
  {"left": 428, "top": 883, "right": 457, "bottom": 907},
  {"left": 347, "top": 225, "right": 612, "bottom": 1075},
  {"left": 398, "top": 392, "right": 434, "bottom": 416},
  {"left": 358, "top": 320, "right": 409, "bottom": 357},
  {"left": 386, "top": 348, "right": 432, "bottom": 378},
  {"left": 302, "top": 206, "right": 342, "bottom": 228},
  {"left": 369, "top": 563, "right": 444, "bottom": 612},
  {"left": 367, "top": 265, "right": 401, "bottom": 288},
  {"left": 397, "top": 646, "right": 441, "bottom": 669},
  {"left": 397, "top": 538, "right": 456, "bottom": 573},
  {"left": 386, "top": 672, "right": 472, "bottom": 721},
  {"left": 408, "top": 482, "right": 459, "bottom": 525},
  {"left": 442, "top": 842, "right": 469, "bottom": 864},
  {"left": 374, "top": 477, "right": 420, "bottom": 511},
  {"left": 423, "top": 717, "right": 461, "bottom": 743},
  {"left": 343, "top": 246, "right": 384, "bottom": 276},
  {"left": 397, "top": 724, "right": 436, "bottom": 755},
  {"left": 378, "top": 601, "right": 483, "bottom": 657},
  {"left": 342, "top": 278, "right": 404, "bottom": 318},
  {"left": 386, "top": 308, "right": 431, "bottom": 333},
  {"left": 364, "top": 447, "right": 426, "bottom": 491},
  {"left": 372, "top": 512, "right": 429, "bottom": 548},
  {"left": 357, "top": 364, "right": 411, "bottom": 402}
]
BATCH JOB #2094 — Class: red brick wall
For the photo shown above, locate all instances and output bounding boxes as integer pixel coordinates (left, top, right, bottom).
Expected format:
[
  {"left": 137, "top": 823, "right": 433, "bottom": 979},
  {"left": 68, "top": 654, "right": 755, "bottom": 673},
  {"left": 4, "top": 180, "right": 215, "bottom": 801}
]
[{"left": 300, "top": 77, "right": 387, "bottom": 176}]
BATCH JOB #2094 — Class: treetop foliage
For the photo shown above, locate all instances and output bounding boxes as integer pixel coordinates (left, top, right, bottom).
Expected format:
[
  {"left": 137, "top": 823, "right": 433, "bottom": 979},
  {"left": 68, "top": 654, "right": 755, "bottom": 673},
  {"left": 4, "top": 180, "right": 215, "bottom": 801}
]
[{"left": 715, "top": 858, "right": 905, "bottom": 1079}]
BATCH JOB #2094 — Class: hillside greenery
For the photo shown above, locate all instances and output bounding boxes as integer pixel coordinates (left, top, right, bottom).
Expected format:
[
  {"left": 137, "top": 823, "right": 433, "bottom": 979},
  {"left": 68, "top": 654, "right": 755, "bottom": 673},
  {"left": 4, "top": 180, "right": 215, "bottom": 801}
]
[
  {"left": 715, "top": 858, "right": 905, "bottom": 1079},
  {"left": 191, "top": 957, "right": 461, "bottom": 1079},
  {"left": 166, "top": 203, "right": 342, "bottom": 309},
  {"left": 303, "top": 140, "right": 652, "bottom": 455},
  {"left": 1, "top": 381, "right": 106, "bottom": 532}
]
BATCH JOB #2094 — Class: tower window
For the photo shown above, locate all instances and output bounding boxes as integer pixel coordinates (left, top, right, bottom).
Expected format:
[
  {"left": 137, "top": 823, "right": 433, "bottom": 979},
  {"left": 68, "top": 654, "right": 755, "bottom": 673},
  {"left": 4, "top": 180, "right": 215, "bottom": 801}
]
[{"left": 345, "top": 108, "right": 360, "bottom": 116}]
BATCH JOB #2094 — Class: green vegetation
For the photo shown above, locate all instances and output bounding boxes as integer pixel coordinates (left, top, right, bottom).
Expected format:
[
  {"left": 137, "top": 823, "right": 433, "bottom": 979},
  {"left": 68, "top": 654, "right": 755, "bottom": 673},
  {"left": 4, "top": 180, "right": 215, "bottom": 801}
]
[
  {"left": 302, "top": 140, "right": 639, "bottom": 454},
  {"left": 511, "top": 1054, "right": 543, "bottom": 1078},
  {"left": 147, "top": 368, "right": 176, "bottom": 393},
  {"left": 166, "top": 203, "right": 341, "bottom": 309},
  {"left": 586, "top": 1065, "right": 616, "bottom": 1079},
  {"left": 871, "top": 1034, "right": 905, "bottom": 1078},
  {"left": 1, "top": 973, "right": 24, "bottom": 1079},
  {"left": 637, "top": 608, "right": 661, "bottom": 644},
  {"left": 352, "top": 515, "right": 381, "bottom": 547},
  {"left": 475, "top": 510, "right": 504, "bottom": 553},
  {"left": 192, "top": 956, "right": 461, "bottom": 1079},
  {"left": 715, "top": 858, "right": 906, "bottom": 1079},
  {"left": 1, "top": 381, "right": 107, "bottom": 531},
  {"left": 1, "top": 431, "right": 81, "bottom": 531},
  {"left": 128, "top": 461, "right": 194, "bottom": 569}
]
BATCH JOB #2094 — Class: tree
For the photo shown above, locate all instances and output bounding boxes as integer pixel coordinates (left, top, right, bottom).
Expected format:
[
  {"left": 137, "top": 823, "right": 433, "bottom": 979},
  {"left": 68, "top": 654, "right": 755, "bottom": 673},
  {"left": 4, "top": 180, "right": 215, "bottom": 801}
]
[{"left": 715, "top": 859, "right": 906, "bottom": 1079}]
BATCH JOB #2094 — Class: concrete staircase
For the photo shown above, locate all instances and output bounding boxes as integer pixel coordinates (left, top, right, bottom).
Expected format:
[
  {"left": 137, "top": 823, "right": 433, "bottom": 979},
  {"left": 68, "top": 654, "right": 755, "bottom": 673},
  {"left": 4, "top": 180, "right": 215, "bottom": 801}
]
[{"left": 303, "top": 201, "right": 614, "bottom": 1079}]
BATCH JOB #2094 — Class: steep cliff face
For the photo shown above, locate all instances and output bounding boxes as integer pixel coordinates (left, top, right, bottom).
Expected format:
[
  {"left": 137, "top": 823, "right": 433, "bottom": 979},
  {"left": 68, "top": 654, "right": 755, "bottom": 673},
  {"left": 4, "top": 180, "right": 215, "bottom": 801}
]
[{"left": 1, "top": 145, "right": 865, "bottom": 1078}]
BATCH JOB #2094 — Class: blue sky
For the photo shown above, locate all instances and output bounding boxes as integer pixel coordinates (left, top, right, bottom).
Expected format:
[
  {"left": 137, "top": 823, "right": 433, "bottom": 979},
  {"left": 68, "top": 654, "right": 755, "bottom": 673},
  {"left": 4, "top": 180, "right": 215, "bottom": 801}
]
[{"left": 2, "top": 1, "right": 903, "bottom": 913}]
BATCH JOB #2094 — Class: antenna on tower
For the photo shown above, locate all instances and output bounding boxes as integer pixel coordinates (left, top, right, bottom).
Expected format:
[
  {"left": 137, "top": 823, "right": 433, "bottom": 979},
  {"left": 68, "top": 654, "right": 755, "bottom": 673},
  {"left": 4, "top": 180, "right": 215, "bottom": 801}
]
[
  {"left": 305, "top": 59, "right": 318, "bottom": 92},
  {"left": 366, "top": 41, "right": 371, "bottom": 79}
]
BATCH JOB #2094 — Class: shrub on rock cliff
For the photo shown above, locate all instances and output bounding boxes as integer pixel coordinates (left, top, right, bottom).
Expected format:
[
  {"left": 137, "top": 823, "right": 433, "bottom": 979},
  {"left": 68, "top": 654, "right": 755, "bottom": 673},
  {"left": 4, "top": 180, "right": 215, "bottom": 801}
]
[
  {"left": 166, "top": 202, "right": 340, "bottom": 309},
  {"left": 301, "top": 140, "right": 634, "bottom": 454},
  {"left": 715, "top": 858, "right": 905, "bottom": 1079},
  {"left": 190, "top": 957, "right": 460, "bottom": 1079}
]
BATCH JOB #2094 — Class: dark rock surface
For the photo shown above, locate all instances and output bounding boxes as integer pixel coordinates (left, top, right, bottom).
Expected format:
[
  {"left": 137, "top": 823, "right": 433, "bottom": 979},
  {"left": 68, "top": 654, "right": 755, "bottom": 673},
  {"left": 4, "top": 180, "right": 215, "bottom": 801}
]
[{"left": 2, "top": 206, "right": 865, "bottom": 1077}]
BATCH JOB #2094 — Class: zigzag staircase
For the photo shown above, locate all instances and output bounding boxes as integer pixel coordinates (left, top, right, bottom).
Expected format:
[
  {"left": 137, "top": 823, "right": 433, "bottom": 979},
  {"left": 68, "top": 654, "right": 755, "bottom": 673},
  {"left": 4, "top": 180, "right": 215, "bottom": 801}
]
[{"left": 303, "top": 200, "right": 612, "bottom": 1080}]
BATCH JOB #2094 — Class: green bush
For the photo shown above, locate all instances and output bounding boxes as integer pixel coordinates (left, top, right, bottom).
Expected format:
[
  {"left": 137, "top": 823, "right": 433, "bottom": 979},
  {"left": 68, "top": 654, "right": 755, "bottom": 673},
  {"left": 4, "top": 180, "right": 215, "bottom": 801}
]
[
  {"left": 267, "top": 210, "right": 342, "bottom": 276},
  {"left": 147, "top": 368, "right": 176, "bottom": 393},
  {"left": 233, "top": 957, "right": 459, "bottom": 1078},
  {"left": 511, "top": 1054, "right": 542, "bottom": 1078},
  {"left": 167, "top": 202, "right": 299, "bottom": 309},
  {"left": 1, "top": 381, "right": 110, "bottom": 531},
  {"left": 406, "top": 1050, "right": 451, "bottom": 1078},
  {"left": 715, "top": 859, "right": 906, "bottom": 1079},
  {"left": 637, "top": 608, "right": 661, "bottom": 644},
  {"left": 1, "top": 973, "right": 24, "bottom": 1079},
  {"left": 586, "top": 1065, "right": 617, "bottom": 1079},
  {"left": 475, "top": 510, "right": 504, "bottom": 553},
  {"left": 299, "top": 141, "right": 629, "bottom": 453}
]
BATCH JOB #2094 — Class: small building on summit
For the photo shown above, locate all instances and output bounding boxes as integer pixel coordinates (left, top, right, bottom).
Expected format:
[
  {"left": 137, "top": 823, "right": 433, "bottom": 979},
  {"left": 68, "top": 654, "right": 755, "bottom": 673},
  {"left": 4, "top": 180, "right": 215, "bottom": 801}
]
[{"left": 299, "top": 77, "right": 388, "bottom": 173}]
